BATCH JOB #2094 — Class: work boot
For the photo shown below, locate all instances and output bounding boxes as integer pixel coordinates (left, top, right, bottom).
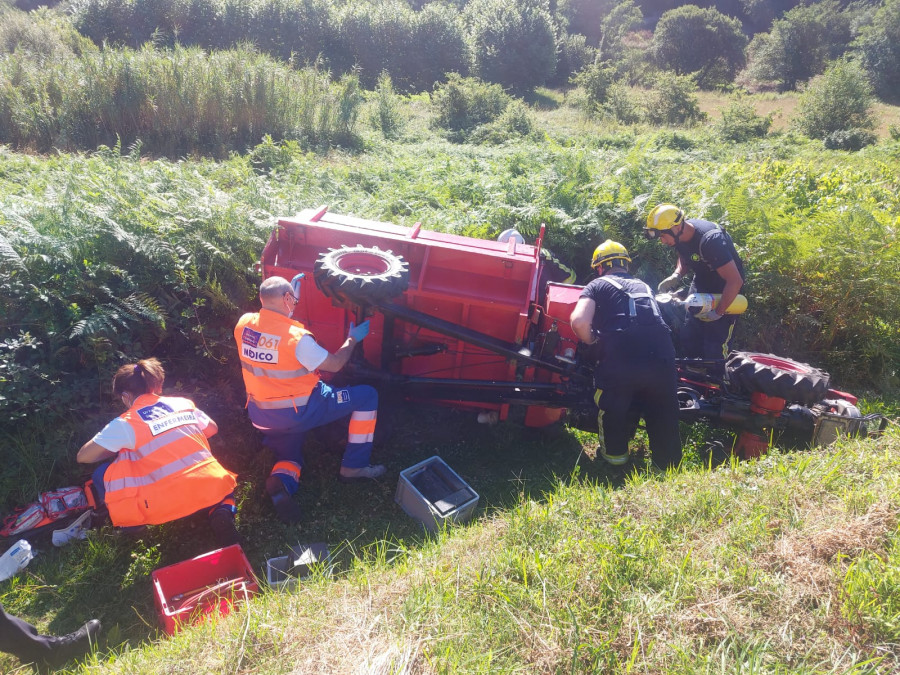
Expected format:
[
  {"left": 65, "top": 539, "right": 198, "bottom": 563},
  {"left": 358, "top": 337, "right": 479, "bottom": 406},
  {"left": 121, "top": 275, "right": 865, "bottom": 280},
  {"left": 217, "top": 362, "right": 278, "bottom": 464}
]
[
  {"left": 41, "top": 619, "right": 101, "bottom": 668},
  {"left": 208, "top": 507, "right": 243, "bottom": 548},
  {"left": 265, "top": 475, "right": 302, "bottom": 524},
  {"left": 338, "top": 464, "right": 386, "bottom": 483}
]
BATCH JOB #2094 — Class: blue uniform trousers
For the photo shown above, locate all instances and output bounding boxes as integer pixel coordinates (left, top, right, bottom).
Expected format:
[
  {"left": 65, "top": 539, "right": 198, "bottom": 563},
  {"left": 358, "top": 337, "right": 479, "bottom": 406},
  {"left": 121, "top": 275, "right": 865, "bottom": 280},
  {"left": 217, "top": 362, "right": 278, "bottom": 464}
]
[{"left": 248, "top": 380, "right": 378, "bottom": 495}]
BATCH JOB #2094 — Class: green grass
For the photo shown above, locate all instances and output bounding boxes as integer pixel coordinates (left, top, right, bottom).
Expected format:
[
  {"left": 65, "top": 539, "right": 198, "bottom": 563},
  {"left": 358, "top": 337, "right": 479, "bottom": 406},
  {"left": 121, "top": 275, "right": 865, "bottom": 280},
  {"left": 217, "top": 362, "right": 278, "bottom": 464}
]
[
  {"left": 5, "top": 419, "right": 896, "bottom": 673},
  {"left": 2, "top": 75, "right": 900, "bottom": 673}
]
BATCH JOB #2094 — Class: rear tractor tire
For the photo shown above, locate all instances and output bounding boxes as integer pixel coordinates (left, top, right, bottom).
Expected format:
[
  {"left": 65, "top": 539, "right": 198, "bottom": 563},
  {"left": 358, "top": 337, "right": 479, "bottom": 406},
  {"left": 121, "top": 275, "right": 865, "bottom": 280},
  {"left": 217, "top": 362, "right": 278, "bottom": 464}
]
[
  {"left": 314, "top": 245, "right": 409, "bottom": 305},
  {"left": 725, "top": 351, "right": 830, "bottom": 406}
]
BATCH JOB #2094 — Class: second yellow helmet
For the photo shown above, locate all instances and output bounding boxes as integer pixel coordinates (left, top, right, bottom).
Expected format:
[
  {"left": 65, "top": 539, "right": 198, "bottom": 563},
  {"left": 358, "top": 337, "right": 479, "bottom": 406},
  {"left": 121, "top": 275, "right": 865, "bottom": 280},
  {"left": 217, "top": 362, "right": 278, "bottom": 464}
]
[
  {"left": 591, "top": 239, "right": 631, "bottom": 270},
  {"left": 645, "top": 204, "right": 685, "bottom": 239}
]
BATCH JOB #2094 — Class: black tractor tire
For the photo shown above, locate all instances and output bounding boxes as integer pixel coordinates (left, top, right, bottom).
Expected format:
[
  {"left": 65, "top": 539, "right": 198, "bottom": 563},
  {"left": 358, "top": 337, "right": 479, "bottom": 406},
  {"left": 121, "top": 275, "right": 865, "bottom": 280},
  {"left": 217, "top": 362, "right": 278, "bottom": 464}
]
[
  {"left": 726, "top": 351, "right": 830, "bottom": 406},
  {"left": 314, "top": 245, "right": 409, "bottom": 305}
]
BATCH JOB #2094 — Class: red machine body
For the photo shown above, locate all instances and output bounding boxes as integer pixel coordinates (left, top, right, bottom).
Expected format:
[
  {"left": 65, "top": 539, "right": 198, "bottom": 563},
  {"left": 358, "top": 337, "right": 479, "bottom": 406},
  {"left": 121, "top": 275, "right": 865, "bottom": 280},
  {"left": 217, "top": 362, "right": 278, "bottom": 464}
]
[
  {"left": 258, "top": 206, "right": 887, "bottom": 452},
  {"left": 259, "top": 206, "right": 577, "bottom": 425}
]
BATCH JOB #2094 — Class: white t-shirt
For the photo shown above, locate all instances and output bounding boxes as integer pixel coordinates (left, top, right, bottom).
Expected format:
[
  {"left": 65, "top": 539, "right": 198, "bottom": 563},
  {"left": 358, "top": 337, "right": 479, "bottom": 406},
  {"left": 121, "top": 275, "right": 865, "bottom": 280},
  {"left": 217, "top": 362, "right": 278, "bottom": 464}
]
[
  {"left": 296, "top": 334, "right": 328, "bottom": 371},
  {"left": 91, "top": 407, "right": 213, "bottom": 454}
]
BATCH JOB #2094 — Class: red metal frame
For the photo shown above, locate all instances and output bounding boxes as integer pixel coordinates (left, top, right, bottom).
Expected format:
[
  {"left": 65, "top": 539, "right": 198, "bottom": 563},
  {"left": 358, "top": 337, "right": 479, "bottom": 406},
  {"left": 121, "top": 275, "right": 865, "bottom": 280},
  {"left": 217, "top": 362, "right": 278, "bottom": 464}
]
[{"left": 260, "top": 206, "right": 549, "bottom": 420}]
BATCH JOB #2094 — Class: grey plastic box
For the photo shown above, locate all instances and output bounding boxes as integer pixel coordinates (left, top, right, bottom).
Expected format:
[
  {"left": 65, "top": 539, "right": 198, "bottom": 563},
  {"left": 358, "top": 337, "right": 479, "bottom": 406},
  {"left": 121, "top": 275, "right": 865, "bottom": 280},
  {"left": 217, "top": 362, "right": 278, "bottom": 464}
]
[
  {"left": 395, "top": 456, "right": 479, "bottom": 532},
  {"left": 265, "top": 543, "right": 332, "bottom": 591}
]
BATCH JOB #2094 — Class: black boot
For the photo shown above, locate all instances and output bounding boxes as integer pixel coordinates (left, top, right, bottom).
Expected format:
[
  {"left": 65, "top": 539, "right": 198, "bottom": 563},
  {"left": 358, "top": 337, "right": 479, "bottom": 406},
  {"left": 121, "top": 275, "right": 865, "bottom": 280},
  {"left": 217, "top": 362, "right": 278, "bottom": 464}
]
[
  {"left": 41, "top": 619, "right": 101, "bottom": 668},
  {"left": 208, "top": 507, "right": 243, "bottom": 548},
  {"left": 265, "top": 475, "right": 302, "bottom": 524}
]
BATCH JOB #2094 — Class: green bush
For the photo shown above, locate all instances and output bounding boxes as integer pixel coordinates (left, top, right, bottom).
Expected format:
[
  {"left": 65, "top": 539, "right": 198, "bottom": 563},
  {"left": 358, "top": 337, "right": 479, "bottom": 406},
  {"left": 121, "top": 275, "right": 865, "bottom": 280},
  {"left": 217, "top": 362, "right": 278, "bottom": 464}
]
[
  {"left": 572, "top": 60, "right": 615, "bottom": 115},
  {"left": 333, "top": 1, "right": 415, "bottom": 90},
  {"left": 430, "top": 73, "right": 511, "bottom": 137},
  {"left": 717, "top": 98, "right": 773, "bottom": 142},
  {"left": 822, "top": 128, "right": 877, "bottom": 151},
  {"left": 642, "top": 73, "right": 706, "bottom": 126},
  {"left": 248, "top": 134, "right": 300, "bottom": 173},
  {"left": 0, "top": 7, "right": 96, "bottom": 60},
  {"left": 410, "top": 2, "right": 472, "bottom": 91},
  {"left": 368, "top": 71, "right": 405, "bottom": 139},
  {"left": 603, "top": 82, "right": 642, "bottom": 124},
  {"left": 793, "top": 59, "right": 875, "bottom": 140},
  {"left": 598, "top": 0, "right": 642, "bottom": 65},
  {"left": 465, "top": 0, "right": 557, "bottom": 93},
  {"left": 651, "top": 130, "right": 696, "bottom": 151},
  {"left": 249, "top": 0, "right": 337, "bottom": 66},
  {"left": 467, "top": 98, "right": 536, "bottom": 144},
  {"left": 651, "top": 5, "right": 746, "bottom": 88},
  {"left": 743, "top": 0, "right": 852, "bottom": 92},
  {"left": 0, "top": 152, "right": 261, "bottom": 433},
  {"left": 71, "top": 0, "right": 467, "bottom": 93},
  {"left": 312, "top": 1, "right": 468, "bottom": 91},
  {"left": 0, "top": 45, "right": 364, "bottom": 156},
  {"left": 854, "top": 0, "right": 900, "bottom": 103},
  {"left": 549, "top": 31, "right": 595, "bottom": 87}
]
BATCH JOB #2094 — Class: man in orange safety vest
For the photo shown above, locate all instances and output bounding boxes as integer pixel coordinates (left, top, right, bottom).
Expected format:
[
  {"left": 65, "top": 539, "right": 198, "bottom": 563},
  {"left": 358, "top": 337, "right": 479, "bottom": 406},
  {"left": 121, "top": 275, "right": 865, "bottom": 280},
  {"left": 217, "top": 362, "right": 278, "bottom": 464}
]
[{"left": 234, "top": 275, "right": 385, "bottom": 524}]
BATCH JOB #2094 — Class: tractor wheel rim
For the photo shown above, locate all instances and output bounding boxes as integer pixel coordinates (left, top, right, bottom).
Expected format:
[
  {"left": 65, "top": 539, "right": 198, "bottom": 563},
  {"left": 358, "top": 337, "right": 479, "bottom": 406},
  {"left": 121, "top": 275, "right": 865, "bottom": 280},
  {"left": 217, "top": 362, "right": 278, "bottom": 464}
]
[
  {"left": 750, "top": 355, "right": 810, "bottom": 373},
  {"left": 335, "top": 252, "right": 390, "bottom": 276}
]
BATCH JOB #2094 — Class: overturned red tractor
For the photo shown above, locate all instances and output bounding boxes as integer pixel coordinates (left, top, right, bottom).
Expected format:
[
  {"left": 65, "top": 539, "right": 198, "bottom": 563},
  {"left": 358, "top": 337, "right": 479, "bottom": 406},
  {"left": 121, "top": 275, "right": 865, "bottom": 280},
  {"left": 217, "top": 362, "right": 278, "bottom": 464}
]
[{"left": 258, "top": 206, "right": 886, "bottom": 459}]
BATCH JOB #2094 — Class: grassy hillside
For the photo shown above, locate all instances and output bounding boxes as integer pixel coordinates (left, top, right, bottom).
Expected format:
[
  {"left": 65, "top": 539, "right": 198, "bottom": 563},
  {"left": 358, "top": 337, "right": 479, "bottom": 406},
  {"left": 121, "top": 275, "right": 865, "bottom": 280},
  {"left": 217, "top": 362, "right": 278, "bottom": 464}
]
[
  {"left": 20, "top": 425, "right": 896, "bottom": 674},
  {"left": 2, "top": 88, "right": 899, "bottom": 673}
]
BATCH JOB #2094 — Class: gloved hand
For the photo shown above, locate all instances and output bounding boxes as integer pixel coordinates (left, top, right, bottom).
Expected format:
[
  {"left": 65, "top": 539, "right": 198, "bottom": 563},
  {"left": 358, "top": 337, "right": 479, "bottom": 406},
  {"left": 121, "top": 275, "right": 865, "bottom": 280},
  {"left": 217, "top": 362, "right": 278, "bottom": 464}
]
[
  {"left": 657, "top": 272, "right": 683, "bottom": 293},
  {"left": 701, "top": 309, "right": 723, "bottom": 322},
  {"left": 291, "top": 273, "right": 305, "bottom": 298},
  {"left": 348, "top": 320, "right": 370, "bottom": 342}
]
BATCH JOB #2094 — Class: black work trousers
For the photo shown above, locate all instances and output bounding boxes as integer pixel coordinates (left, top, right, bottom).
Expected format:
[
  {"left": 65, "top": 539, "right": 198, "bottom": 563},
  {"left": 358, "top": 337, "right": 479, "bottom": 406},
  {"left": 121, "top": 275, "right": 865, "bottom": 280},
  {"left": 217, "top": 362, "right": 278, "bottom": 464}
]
[
  {"left": 680, "top": 313, "right": 738, "bottom": 360},
  {"left": 594, "top": 352, "right": 682, "bottom": 470},
  {"left": 0, "top": 601, "right": 55, "bottom": 663}
]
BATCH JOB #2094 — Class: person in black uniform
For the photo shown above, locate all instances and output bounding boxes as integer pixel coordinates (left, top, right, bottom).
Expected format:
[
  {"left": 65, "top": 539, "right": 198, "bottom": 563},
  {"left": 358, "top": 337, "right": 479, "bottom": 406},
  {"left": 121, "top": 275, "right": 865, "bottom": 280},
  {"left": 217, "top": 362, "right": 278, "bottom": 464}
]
[
  {"left": 569, "top": 240, "right": 682, "bottom": 470},
  {"left": 0, "top": 601, "right": 100, "bottom": 669},
  {"left": 645, "top": 204, "right": 745, "bottom": 360}
]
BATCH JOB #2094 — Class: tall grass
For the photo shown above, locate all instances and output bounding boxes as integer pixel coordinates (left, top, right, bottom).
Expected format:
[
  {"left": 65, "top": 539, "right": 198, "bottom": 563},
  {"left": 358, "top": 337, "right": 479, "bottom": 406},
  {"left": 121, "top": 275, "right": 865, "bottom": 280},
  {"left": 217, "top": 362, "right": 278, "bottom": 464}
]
[
  {"left": 71, "top": 0, "right": 471, "bottom": 92},
  {"left": 0, "top": 45, "right": 363, "bottom": 156},
  {"left": 0, "top": 6, "right": 97, "bottom": 61}
]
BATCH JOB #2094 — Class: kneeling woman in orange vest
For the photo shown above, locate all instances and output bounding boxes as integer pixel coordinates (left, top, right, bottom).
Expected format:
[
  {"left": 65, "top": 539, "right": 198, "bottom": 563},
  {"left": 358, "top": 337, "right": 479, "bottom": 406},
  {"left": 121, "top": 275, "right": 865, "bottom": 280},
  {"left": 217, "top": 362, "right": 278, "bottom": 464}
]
[{"left": 77, "top": 358, "right": 241, "bottom": 547}]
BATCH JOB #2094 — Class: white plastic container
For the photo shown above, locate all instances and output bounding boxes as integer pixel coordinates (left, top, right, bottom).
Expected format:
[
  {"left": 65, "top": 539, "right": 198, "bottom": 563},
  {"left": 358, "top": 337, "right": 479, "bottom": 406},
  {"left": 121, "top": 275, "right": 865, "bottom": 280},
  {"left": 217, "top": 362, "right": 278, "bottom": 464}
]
[
  {"left": 0, "top": 539, "right": 34, "bottom": 581},
  {"left": 395, "top": 457, "right": 479, "bottom": 532}
]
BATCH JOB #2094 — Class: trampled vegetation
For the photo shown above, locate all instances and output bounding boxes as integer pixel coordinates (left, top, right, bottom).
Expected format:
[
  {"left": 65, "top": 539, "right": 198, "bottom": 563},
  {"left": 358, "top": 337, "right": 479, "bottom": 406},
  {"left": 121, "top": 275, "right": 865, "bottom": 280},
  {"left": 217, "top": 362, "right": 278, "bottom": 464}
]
[{"left": 1, "top": 0, "right": 899, "bottom": 672}]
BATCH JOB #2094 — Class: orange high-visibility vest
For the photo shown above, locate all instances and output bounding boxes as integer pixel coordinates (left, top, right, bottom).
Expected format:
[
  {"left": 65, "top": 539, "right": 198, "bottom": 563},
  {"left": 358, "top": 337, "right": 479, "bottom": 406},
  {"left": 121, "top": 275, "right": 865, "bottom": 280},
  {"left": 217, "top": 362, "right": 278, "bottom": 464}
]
[
  {"left": 103, "top": 394, "right": 237, "bottom": 527},
  {"left": 234, "top": 309, "right": 321, "bottom": 409}
]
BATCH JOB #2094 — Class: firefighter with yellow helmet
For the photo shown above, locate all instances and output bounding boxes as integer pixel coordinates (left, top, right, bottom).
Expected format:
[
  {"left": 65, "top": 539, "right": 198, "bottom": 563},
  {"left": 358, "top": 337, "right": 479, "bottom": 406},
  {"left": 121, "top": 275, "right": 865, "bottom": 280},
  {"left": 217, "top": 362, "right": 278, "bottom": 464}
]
[
  {"left": 645, "top": 204, "right": 745, "bottom": 359},
  {"left": 569, "top": 240, "right": 682, "bottom": 470}
]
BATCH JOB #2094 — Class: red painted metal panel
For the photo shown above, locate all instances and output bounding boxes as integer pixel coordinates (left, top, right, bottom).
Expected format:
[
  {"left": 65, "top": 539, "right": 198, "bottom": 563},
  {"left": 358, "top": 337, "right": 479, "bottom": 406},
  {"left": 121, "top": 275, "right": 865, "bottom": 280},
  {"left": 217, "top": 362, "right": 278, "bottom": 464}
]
[
  {"left": 259, "top": 207, "right": 577, "bottom": 426},
  {"left": 264, "top": 207, "right": 541, "bottom": 375}
]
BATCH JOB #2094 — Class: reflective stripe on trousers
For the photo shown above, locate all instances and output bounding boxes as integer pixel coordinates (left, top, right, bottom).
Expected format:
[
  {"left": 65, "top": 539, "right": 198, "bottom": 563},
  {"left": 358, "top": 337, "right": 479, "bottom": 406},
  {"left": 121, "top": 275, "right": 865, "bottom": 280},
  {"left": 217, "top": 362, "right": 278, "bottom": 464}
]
[{"left": 348, "top": 410, "right": 377, "bottom": 445}]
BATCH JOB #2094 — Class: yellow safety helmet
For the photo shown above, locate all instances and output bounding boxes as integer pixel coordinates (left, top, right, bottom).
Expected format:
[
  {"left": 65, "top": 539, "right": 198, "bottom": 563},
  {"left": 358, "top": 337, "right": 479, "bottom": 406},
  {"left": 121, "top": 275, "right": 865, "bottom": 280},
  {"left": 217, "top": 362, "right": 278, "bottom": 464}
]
[
  {"left": 644, "top": 204, "right": 685, "bottom": 240},
  {"left": 591, "top": 239, "right": 631, "bottom": 270}
]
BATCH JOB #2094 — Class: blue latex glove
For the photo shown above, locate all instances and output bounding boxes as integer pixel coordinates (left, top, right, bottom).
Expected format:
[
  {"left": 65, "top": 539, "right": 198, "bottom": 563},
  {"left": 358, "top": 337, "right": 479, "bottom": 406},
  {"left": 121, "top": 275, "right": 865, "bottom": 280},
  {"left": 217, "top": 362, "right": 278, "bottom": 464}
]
[
  {"left": 348, "top": 320, "right": 370, "bottom": 342},
  {"left": 291, "top": 273, "right": 305, "bottom": 298}
]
